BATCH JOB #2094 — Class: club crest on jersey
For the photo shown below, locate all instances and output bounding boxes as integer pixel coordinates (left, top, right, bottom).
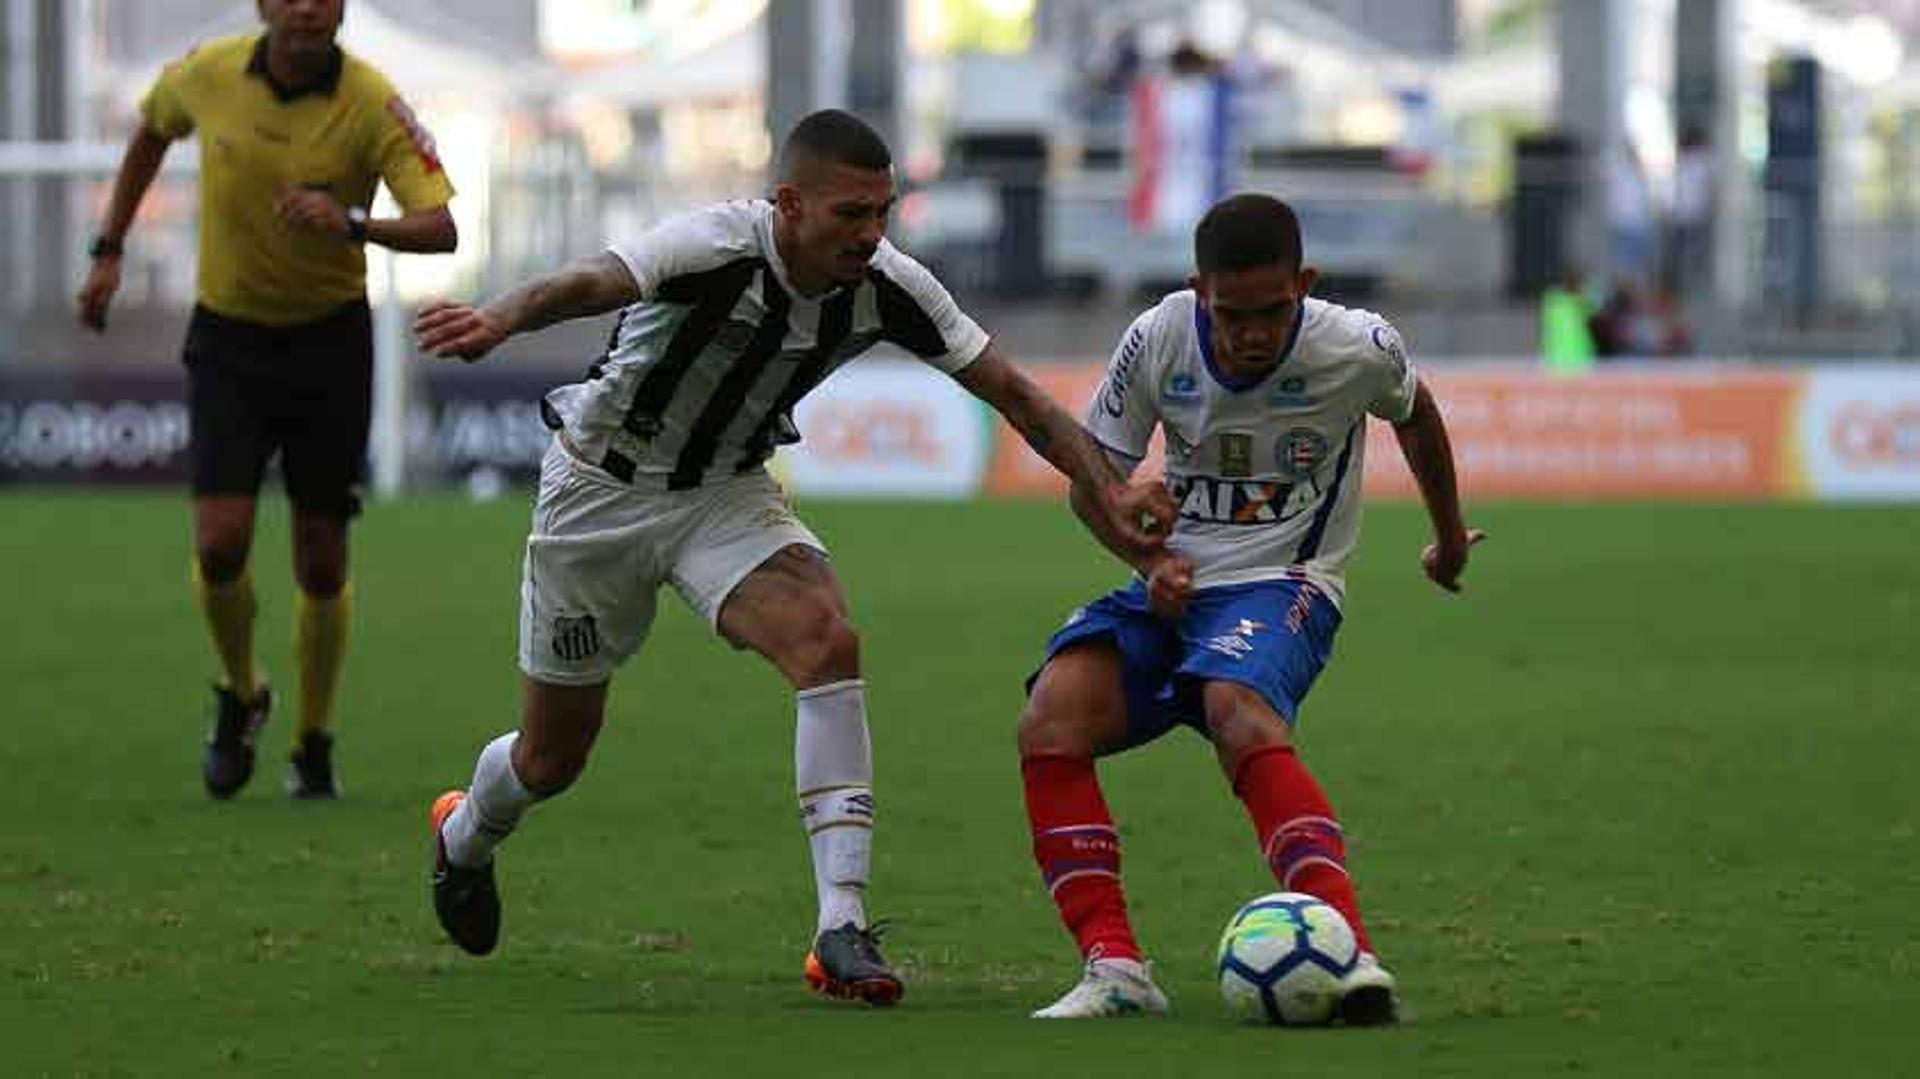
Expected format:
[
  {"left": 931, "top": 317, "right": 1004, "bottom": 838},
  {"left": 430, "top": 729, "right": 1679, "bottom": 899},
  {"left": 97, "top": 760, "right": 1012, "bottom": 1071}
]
[
  {"left": 1163, "top": 369, "right": 1201, "bottom": 404},
  {"left": 1171, "top": 475, "right": 1297, "bottom": 525},
  {"left": 1269, "top": 375, "right": 1311, "bottom": 407},
  {"left": 1276, "top": 427, "right": 1330, "bottom": 480},
  {"left": 1219, "top": 433, "right": 1254, "bottom": 477}
]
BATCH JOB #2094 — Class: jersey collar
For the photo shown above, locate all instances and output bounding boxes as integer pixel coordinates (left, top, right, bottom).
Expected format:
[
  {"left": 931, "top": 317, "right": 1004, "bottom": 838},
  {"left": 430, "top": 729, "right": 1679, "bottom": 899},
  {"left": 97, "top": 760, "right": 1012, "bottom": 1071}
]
[
  {"left": 246, "top": 35, "right": 345, "bottom": 103},
  {"left": 1194, "top": 299, "right": 1305, "bottom": 393}
]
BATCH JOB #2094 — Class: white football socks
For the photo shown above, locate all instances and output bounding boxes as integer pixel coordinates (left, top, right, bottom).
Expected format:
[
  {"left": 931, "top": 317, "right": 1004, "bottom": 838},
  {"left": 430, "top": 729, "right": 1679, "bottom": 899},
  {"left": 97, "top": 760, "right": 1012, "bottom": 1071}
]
[
  {"left": 440, "top": 732, "right": 536, "bottom": 868},
  {"left": 795, "top": 679, "right": 874, "bottom": 935}
]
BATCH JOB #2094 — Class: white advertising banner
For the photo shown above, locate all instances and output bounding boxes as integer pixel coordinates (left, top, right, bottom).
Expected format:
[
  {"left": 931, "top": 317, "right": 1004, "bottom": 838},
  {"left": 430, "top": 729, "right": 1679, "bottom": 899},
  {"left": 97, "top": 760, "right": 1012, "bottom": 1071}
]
[
  {"left": 781, "top": 361, "right": 988, "bottom": 499},
  {"left": 1795, "top": 367, "right": 1920, "bottom": 500}
]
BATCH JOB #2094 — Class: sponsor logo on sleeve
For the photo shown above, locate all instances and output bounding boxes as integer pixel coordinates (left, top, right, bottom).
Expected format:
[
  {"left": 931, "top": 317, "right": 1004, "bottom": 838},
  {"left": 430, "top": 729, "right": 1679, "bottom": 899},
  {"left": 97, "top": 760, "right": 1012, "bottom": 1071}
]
[
  {"left": 1100, "top": 325, "right": 1146, "bottom": 418},
  {"left": 1370, "top": 324, "right": 1408, "bottom": 377}
]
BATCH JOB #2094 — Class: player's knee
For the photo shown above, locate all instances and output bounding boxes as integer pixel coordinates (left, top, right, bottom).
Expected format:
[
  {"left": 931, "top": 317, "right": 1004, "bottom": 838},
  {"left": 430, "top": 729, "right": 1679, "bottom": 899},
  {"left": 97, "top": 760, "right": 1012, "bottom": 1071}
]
[
  {"left": 512, "top": 739, "right": 590, "bottom": 797},
  {"left": 195, "top": 542, "right": 249, "bottom": 585},
  {"left": 783, "top": 609, "right": 861, "bottom": 686},
  {"left": 1017, "top": 698, "right": 1096, "bottom": 760},
  {"left": 294, "top": 559, "right": 347, "bottom": 597},
  {"left": 1202, "top": 683, "right": 1292, "bottom": 758}
]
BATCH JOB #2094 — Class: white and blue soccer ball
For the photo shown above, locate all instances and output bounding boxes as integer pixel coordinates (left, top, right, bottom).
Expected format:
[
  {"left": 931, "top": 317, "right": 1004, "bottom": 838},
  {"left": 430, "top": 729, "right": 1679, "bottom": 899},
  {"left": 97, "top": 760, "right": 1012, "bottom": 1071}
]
[{"left": 1216, "top": 891, "right": 1360, "bottom": 1025}]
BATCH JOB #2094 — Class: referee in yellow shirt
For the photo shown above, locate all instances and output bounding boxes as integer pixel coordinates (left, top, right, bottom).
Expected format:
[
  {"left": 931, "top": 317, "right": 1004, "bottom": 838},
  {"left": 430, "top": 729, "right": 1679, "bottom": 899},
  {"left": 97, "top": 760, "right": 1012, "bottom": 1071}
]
[{"left": 76, "top": 0, "right": 456, "bottom": 800}]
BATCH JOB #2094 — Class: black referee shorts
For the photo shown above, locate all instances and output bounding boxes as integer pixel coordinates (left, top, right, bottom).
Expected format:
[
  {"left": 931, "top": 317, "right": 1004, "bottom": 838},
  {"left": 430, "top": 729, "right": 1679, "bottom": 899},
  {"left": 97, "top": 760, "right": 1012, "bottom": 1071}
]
[{"left": 182, "top": 300, "right": 373, "bottom": 519}]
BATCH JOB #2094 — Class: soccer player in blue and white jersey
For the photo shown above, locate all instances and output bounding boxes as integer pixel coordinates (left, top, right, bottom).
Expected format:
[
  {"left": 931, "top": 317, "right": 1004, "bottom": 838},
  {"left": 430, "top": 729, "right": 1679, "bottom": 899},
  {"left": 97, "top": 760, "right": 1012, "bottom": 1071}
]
[
  {"left": 410, "top": 110, "right": 1174, "bottom": 1005},
  {"left": 1019, "top": 193, "right": 1486, "bottom": 1020}
]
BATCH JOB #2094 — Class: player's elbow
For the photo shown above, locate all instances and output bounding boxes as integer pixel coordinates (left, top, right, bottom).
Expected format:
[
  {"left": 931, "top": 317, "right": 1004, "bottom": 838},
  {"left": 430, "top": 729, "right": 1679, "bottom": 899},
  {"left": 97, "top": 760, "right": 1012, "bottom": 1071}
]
[
  {"left": 413, "top": 208, "right": 458, "bottom": 253},
  {"left": 428, "top": 216, "right": 459, "bottom": 253}
]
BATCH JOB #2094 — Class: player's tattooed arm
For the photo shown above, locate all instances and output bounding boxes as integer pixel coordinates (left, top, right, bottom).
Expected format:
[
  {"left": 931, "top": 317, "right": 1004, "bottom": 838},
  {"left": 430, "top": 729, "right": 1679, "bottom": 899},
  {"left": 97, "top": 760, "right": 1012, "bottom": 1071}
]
[
  {"left": 1393, "top": 378, "right": 1487, "bottom": 592},
  {"left": 415, "top": 252, "right": 641, "bottom": 361},
  {"left": 482, "top": 252, "right": 641, "bottom": 334},
  {"left": 955, "top": 343, "right": 1174, "bottom": 555}
]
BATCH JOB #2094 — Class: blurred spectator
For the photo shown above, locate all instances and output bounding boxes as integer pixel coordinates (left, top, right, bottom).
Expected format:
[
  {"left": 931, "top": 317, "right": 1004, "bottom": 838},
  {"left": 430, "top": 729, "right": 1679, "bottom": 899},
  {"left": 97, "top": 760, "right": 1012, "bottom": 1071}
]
[
  {"left": 1606, "top": 138, "right": 1657, "bottom": 286},
  {"left": 1129, "top": 40, "right": 1230, "bottom": 234},
  {"left": 1105, "top": 27, "right": 1144, "bottom": 96},
  {"left": 1664, "top": 124, "right": 1714, "bottom": 302},
  {"left": 1539, "top": 270, "right": 1597, "bottom": 372},
  {"left": 1588, "top": 280, "right": 1693, "bottom": 359},
  {"left": 1168, "top": 40, "right": 1221, "bottom": 78}
]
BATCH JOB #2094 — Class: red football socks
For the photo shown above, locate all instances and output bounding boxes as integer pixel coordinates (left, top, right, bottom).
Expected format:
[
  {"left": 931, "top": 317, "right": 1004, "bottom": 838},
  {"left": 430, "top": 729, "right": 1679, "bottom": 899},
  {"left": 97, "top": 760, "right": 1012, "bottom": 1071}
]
[
  {"left": 1022, "top": 754, "right": 1142, "bottom": 963},
  {"left": 1233, "top": 744, "right": 1373, "bottom": 954}
]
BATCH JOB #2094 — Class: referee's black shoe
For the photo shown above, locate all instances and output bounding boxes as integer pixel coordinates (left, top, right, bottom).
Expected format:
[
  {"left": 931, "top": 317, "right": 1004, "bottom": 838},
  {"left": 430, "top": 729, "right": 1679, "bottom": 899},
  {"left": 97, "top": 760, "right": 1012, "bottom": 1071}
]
[
  {"left": 286, "top": 730, "right": 338, "bottom": 799},
  {"left": 203, "top": 684, "right": 271, "bottom": 799}
]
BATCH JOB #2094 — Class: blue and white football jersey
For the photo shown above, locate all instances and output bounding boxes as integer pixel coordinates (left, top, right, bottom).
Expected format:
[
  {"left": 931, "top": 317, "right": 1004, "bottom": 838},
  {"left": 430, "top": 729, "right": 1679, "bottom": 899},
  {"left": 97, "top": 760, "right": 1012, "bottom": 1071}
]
[
  {"left": 540, "top": 199, "right": 989, "bottom": 489},
  {"left": 1087, "top": 292, "right": 1418, "bottom": 606}
]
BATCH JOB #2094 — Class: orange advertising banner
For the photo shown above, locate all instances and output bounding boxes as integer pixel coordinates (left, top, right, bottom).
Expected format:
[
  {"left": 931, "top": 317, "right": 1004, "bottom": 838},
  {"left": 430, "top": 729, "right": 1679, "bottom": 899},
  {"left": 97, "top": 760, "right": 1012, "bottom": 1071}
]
[
  {"left": 1364, "top": 368, "right": 1804, "bottom": 499},
  {"left": 984, "top": 364, "right": 1806, "bottom": 500}
]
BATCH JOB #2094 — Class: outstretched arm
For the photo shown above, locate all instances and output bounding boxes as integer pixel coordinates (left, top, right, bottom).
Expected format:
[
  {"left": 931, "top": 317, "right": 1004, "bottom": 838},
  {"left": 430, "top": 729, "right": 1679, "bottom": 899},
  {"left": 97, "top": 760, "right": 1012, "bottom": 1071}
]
[
  {"left": 1393, "top": 378, "right": 1487, "bottom": 591},
  {"left": 75, "top": 126, "right": 174, "bottom": 331},
  {"left": 414, "top": 251, "right": 640, "bottom": 361},
  {"left": 953, "top": 343, "right": 1174, "bottom": 558}
]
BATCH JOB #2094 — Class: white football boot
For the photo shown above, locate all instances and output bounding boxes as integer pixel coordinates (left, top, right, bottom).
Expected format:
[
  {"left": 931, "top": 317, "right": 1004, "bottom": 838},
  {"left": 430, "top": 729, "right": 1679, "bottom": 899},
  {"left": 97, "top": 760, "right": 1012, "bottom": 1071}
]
[
  {"left": 1334, "top": 952, "right": 1399, "bottom": 1025},
  {"left": 1032, "top": 957, "right": 1171, "bottom": 1019}
]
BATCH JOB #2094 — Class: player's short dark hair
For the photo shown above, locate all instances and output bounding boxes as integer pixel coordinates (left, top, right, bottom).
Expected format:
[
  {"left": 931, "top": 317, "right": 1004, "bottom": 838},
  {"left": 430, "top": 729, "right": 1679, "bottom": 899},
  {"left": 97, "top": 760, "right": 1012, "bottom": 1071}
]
[
  {"left": 779, "top": 109, "right": 892, "bottom": 182},
  {"left": 1194, "top": 193, "right": 1303, "bottom": 274}
]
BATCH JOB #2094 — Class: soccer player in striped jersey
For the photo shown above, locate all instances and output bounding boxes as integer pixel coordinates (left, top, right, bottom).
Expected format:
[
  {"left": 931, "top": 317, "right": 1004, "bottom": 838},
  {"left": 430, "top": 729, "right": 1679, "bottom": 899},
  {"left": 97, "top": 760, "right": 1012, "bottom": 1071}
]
[
  {"left": 411, "top": 109, "right": 1174, "bottom": 1005},
  {"left": 1019, "top": 193, "right": 1486, "bottom": 1020}
]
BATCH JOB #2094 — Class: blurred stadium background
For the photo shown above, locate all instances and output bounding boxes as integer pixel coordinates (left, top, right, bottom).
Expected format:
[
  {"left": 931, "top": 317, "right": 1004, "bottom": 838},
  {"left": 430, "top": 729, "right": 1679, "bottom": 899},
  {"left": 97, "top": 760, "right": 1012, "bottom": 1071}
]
[
  {"left": 2, "top": 0, "right": 1918, "bottom": 500},
  {"left": 4, "top": 3, "right": 1919, "bottom": 1074}
]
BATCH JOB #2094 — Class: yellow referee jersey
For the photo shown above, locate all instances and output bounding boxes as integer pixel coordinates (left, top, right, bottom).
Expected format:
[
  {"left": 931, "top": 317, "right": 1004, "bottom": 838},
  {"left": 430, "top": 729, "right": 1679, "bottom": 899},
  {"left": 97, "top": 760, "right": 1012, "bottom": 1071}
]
[{"left": 141, "top": 34, "right": 455, "bottom": 327}]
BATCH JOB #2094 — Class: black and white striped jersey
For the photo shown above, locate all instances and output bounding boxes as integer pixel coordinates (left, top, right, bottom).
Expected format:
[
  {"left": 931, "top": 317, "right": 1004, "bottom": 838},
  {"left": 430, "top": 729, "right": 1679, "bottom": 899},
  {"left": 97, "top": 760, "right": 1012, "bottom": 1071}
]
[{"left": 538, "top": 199, "right": 990, "bottom": 489}]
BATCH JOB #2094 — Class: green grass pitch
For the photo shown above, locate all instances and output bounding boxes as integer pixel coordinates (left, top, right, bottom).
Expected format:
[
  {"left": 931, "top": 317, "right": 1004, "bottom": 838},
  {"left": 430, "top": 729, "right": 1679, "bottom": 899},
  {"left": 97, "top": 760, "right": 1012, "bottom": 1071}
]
[{"left": 3, "top": 491, "right": 1916, "bottom": 1075}]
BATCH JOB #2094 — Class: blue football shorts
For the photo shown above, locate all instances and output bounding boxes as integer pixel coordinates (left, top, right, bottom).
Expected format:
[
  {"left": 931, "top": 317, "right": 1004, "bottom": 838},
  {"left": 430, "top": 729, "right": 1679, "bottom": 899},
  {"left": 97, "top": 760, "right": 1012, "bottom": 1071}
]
[{"left": 1030, "top": 577, "right": 1341, "bottom": 749}]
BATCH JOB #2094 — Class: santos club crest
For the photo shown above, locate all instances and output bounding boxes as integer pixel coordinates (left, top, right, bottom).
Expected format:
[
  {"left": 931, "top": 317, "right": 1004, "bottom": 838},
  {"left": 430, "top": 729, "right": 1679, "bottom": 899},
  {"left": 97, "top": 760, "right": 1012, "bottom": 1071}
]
[{"left": 551, "top": 614, "right": 602, "bottom": 662}]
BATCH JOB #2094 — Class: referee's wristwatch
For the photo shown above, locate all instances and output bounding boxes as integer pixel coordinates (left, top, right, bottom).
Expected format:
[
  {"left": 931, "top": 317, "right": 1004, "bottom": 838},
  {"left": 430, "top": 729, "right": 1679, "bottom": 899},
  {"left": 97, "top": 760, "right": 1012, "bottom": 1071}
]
[{"left": 344, "top": 206, "right": 369, "bottom": 244}]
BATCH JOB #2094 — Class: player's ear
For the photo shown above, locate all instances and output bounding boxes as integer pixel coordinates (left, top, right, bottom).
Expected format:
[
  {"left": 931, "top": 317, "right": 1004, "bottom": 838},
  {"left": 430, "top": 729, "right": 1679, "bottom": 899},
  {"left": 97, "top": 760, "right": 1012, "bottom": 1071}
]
[
  {"left": 1187, "top": 272, "right": 1206, "bottom": 303},
  {"left": 774, "top": 183, "right": 803, "bottom": 222},
  {"left": 1295, "top": 265, "right": 1319, "bottom": 297}
]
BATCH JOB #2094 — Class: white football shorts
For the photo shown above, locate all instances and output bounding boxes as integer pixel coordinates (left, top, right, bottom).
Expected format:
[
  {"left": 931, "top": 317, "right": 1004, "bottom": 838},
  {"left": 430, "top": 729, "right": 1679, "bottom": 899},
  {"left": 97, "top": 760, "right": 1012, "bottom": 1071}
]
[{"left": 517, "top": 437, "right": 825, "bottom": 685}]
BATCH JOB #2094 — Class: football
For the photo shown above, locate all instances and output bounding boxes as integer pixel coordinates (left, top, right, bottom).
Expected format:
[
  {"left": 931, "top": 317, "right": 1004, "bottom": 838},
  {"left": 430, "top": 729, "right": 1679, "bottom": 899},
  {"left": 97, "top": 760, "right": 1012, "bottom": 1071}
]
[{"left": 1216, "top": 891, "right": 1360, "bottom": 1025}]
